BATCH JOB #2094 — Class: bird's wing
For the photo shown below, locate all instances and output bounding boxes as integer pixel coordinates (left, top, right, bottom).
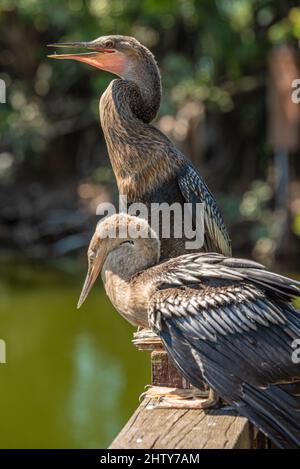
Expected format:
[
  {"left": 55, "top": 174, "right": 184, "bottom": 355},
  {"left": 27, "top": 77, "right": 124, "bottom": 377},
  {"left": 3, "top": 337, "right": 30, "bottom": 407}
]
[
  {"left": 148, "top": 264, "right": 300, "bottom": 448},
  {"left": 155, "top": 251, "right": 300, "bottom": 302},
  {"left": 177, "top": 164, "right": 231, "bottom": 256}
]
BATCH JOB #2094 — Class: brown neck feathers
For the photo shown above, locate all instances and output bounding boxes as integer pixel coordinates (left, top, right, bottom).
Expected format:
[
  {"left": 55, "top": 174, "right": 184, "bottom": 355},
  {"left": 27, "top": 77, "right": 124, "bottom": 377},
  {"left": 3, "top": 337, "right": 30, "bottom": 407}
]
[{"left": 99, "top": 79, "right": 181, "bottom": 199}]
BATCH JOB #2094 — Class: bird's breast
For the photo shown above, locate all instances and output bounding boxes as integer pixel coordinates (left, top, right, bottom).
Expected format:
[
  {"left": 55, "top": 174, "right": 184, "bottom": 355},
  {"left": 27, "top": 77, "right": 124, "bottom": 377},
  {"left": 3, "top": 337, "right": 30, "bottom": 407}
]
[{"left": 102, "top": 270, "right": 150, "bottom": 328}]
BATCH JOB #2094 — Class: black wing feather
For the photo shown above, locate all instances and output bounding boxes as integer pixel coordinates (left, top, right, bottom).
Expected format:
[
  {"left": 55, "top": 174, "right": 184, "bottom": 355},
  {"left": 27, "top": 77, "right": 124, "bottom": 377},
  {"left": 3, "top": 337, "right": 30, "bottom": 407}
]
[
  {"left": 177, "top": 164, "right": 232, "bottom": 256},
  {"left": 148, "top": 257, "right": 300, "bottom": 448}
]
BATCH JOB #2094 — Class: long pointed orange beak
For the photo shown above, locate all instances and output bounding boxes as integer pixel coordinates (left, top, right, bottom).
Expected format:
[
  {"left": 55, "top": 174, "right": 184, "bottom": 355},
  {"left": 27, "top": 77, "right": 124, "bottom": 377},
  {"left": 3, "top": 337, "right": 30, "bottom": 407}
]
[
  {"left": 47, "top": 41, "right": 126, "bottom": 75},
  {"left": 77, "top": 244, "right": 108, "bottom": 309}
]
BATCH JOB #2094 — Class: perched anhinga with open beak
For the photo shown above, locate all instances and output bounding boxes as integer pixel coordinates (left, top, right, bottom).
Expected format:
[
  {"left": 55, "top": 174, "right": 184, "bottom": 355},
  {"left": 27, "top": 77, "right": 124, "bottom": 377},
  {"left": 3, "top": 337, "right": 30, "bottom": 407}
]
[
  {"left": 48, "top": 35, "right": 231, "bottom": 259},
  {"left": 78, "top": 213, "right": 300, "bottom": 449}
]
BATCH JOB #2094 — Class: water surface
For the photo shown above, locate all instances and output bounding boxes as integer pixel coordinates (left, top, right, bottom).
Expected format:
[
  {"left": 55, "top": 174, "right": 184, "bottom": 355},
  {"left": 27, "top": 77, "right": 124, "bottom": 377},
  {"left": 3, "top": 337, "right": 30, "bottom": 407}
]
[{"left": 0, "top": 262, "right": 149, "bottom": 448}]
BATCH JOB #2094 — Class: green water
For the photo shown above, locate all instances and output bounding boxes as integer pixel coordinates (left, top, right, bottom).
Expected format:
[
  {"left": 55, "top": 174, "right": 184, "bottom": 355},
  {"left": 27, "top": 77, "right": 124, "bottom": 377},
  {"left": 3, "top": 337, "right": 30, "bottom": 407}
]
[{"left": 0, "top": 262, "right": 149, "bottom": 448}]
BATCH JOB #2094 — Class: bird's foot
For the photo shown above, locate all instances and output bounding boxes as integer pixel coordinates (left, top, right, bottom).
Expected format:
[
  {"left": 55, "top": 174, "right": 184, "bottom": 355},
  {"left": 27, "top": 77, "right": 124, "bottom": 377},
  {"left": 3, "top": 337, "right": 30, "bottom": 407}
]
[
  {"left": 140, "top": 385, "right": 209, "bottom": 401},
  {"left": 140, "top": 385, "right": 219, "bottom": 409}
]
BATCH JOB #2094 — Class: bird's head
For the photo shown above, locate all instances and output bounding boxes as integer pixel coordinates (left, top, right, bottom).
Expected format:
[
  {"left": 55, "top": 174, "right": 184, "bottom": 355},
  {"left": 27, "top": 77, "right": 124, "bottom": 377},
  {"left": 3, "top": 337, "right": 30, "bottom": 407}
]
[
  {"left": 77, "top": 213, "right": 160, "bottom": 309},
  {"left": 47, "top": 34, "right": 159, "bottom": 82}
]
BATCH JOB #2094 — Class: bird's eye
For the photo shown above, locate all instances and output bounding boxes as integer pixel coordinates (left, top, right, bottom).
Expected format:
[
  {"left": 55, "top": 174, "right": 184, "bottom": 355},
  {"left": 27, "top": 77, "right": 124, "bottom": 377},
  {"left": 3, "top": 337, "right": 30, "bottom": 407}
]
[
  {"left": 120, "top": 240, "right": 134, "bottom": 246},
  {"left": 103, "top": 40, "right": 114, "bottom": 49}
]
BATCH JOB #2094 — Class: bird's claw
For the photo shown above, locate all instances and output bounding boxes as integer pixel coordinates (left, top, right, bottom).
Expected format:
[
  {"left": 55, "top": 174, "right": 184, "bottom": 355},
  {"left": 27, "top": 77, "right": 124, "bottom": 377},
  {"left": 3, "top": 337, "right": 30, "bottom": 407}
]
[{"left": 139, "top": 385, "right": 219, "bottom": 410}]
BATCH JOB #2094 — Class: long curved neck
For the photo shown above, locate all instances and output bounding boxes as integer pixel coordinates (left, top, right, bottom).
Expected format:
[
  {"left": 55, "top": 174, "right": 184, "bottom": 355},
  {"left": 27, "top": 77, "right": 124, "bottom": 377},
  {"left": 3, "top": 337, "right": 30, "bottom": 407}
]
[
  {"left": 124, "top": 62, "right": 161, "bottom": 124},
  {"left": 99, "top": 79, "right": 179, "bottom": 199},
  {"left": 123, "top": 51, "right": 162, "bottom": 124},
  {"left": 101, "top": 239, "right": 160, "bottom": 327},
  {"left": 101, "top": 52, "right": 161, "bottom": 127}
]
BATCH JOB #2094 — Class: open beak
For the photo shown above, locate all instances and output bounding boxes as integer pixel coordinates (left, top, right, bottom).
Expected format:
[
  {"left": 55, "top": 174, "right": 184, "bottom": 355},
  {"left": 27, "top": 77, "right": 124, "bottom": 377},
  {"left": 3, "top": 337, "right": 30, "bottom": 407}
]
[
  {"left": 77, "top": 245, "right": 108, "bottom": 309},
  {"left": 47, "top": 41, "right": 126, "bottom": 75}
]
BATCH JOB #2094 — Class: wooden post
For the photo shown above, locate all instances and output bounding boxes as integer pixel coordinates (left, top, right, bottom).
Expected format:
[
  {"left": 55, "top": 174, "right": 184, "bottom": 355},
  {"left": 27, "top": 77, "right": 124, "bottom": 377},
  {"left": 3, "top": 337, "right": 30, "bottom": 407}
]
[
  {"left": 110, "top": 329, "right": 270, "bottom": 449},
  {"left": 132, "top": 328, "right": 191, "bottom": 388}
]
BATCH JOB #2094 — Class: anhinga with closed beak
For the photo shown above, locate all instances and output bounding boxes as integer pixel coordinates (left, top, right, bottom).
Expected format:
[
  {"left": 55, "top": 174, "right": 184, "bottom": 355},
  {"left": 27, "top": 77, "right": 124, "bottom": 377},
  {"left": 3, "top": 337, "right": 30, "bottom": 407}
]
[
  {"left": 78, "top": 213, "right": 300, "bottom": 449},
  {"left": 48, "top": 35, "right": 231, "bottom": 259}
]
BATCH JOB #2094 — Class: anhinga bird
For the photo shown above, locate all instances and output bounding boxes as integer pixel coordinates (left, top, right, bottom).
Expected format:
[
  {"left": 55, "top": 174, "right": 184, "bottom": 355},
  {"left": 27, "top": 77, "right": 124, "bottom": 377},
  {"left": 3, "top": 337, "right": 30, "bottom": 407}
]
[
  {"left": 48, "top": 35, "right": 231, "bottom": 259},
  {"left": 78, "top": 213, "right": 300, "bottom": 449}
]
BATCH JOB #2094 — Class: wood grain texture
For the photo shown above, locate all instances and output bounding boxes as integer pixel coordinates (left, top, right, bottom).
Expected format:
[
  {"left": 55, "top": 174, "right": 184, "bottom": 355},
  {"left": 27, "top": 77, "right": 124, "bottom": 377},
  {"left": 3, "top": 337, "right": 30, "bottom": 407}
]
[
  {"left": 151, "top": 350, "right": 190, "bottom": 388},
  {"left": 109, "top": 398, "right": 252, "bottom": 449}
]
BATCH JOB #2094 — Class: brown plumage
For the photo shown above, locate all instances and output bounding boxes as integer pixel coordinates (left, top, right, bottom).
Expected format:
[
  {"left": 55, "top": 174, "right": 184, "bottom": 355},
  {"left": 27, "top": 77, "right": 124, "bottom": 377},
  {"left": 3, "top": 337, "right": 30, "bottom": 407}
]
[
  {"left": 78, "top": 213, "right": 300, "bottom": 449},
  {"left": 48, "top": 35, "right": 231, "bottom": 259}
]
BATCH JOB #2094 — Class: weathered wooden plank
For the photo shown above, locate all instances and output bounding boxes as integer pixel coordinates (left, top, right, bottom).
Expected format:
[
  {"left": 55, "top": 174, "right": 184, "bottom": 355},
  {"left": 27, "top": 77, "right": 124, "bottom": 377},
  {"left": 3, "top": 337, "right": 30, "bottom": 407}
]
[
  {"left": 109, "top": 398, "right": 253, "bottom": 449},
  {"left": 110, "top": 330, "right": 268, "bottom": 449}
]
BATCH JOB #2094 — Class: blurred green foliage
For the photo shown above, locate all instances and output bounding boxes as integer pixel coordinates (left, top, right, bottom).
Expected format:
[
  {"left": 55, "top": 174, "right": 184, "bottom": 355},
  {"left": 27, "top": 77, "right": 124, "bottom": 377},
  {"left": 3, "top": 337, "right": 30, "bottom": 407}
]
[{"left": 0, "top": 0, "right": 300, "bottom": 264}]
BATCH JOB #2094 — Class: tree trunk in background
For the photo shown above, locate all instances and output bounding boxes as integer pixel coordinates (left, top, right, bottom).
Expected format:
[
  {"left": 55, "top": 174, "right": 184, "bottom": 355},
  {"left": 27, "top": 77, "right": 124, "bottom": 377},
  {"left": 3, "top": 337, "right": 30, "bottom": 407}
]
[{"left": 268, "top": 45, "right": 300, "bottom": 262}]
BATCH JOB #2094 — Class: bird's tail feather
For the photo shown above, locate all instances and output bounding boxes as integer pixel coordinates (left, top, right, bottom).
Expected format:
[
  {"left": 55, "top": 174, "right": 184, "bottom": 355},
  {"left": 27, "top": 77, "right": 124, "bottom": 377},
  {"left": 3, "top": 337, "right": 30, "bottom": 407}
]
[{"left": 238, "top": 382, "right": 300, "bottom": 449}]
